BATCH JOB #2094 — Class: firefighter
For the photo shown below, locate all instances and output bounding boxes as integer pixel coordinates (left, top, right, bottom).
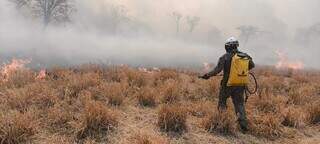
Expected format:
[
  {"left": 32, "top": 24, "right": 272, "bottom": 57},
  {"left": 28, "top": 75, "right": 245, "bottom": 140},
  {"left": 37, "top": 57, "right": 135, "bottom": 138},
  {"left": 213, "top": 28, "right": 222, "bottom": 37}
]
[{"left": 199, "top": 37, "right": 255, "bottom": 132}]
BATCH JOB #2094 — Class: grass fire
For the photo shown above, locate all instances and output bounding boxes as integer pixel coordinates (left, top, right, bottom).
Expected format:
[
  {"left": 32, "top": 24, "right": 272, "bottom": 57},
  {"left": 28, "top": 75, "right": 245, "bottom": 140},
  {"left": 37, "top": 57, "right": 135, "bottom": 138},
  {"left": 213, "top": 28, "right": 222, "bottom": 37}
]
[
  {"left": 1, "top": 0, "right": 320, "bottom": 143},
  {"left": 0, "top": 62, "right": 319, "bottom": 143}
]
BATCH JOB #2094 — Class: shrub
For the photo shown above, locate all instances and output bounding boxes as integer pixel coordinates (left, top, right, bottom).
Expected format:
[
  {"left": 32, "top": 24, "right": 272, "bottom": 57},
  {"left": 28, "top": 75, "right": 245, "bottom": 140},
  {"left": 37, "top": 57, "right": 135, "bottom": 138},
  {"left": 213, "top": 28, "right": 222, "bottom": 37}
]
[
  {"left": 0, "top": 110, "right": 38, "bottom": 144},
  {"left": 160, "top": 81, "right": 180, "bottom": 104},
  {"left": 306, "top": 100, "right": 320, "bottom": 124},
  {"left": 187, "top": 101, "right": 215, "bottom": 118},
  {"left": 202, "top": 109, "right": 237, "bottom": 135},
  {"left": 74, "top": 64, "right": 103, "bottom": 75},
  {"left": 5, "top": 82, "right": 59, "bottom": 112},
  {"left": 252, "top": 90, "right": 286, "bottom": 114},
  {"left": 258, "top": 76, "right": 287, "bottom": 94},
  {"left": 136, "top": 87, "right": 157, "bottom": 107},
  {"left": 154, "top": 69, "right": 179, "bottom": 85},
  {"left": 126, "top": 69, "right": 147, "bottom": 88},
  {"left": 42, "top": 134, "right": 73, "bottom": 144},
  {"left": 76, "top": 101, "right": 118, "bottom": 140},
  {"left": 131, "top": 133, "right": 167, "bottom": 144},
  {"left": 158, "top": 104, "right": 187, "bottom": 133},
  {"left": 47, "top": 67, "right": 73, "bottom": 80},
  {"left": 46, "top": 103, "right": 74, "bottom": 132},
  {"left": 103, "top": 66, "right": 126, "bottom": 82},
  {"left": 281, "top": 106, "right": 307, "bottom": 128},
  {"left": 249, "top": 113, "right": 283, "bottom": 139},
  {"left": 1, "top": 69, "right": 35, "bottom": 88},
  {"left": 105, "top": 83, "right": 126, "bottom": 106},
  {"left": 287, "top": 84, "right": 315, "bottom": 105},
  {"left": 63, "top": 72, "right": 101, "bottom": 98},
  {"left": 184, "top": 78, "right": 219, "bottom": 101}
]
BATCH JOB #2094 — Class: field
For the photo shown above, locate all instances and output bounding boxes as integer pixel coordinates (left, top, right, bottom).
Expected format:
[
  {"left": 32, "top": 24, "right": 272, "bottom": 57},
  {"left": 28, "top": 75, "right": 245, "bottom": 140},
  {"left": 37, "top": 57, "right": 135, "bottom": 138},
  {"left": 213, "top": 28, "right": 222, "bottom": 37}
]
[{"left": 0, "top": 64, "right": 319, "bottom": 144}]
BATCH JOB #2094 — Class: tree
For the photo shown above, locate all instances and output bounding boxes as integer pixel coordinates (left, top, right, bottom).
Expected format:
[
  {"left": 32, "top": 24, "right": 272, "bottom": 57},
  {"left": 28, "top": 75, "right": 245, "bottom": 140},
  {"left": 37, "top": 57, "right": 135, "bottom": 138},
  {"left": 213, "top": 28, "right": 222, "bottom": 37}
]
[
  {"left": 9, "top": 0, "right": 31, "bottom": 8},
  {"left": 172, "top": 12, "right": 183, "bottom": 34},
  {"left": 186, "top": 16, "right": 200, "bottom": 33},
  {"left": 9, "top": 0, "right": 74, "bottom": 26},
  {"left": 237, "top": 25, "right": 263, "bottom": 46},
  {"left": 34, "top": 0, "right": 74, "bottom": 26}
]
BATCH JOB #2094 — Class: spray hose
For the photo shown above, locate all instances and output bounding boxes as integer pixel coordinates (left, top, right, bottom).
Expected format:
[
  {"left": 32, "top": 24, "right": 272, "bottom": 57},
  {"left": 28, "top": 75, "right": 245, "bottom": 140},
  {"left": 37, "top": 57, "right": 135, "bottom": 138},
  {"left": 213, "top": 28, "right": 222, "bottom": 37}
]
[{"left": 245, "top": 72, "right": 258, "bottom": 103}]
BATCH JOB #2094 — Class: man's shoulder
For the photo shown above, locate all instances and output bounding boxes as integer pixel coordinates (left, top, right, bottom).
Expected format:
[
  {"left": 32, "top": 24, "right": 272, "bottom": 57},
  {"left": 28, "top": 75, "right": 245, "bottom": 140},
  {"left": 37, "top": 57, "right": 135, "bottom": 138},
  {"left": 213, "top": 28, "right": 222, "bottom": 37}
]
[
  {"left": 220, "top": 53, "right": 230, "bottom": 59},
  {"left": 237, "top": 51, "right": 252, "bottom": 59}
]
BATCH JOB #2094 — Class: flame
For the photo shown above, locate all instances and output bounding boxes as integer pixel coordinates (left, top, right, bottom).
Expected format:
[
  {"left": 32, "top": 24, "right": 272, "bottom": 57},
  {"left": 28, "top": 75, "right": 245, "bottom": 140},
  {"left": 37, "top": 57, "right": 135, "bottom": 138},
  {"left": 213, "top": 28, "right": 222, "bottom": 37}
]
[
  {"left": 138, "top": 67, "right": 161, "bottom": 73},
  {"left": 275, "top": 50, "right": 304, "bottom": 70},
  {"left": 152, "top": 67, "right": 160, "bottom": 72},
  {"left": 36, "top": 69, "right": 46, "bottom": 80},
  {"left": 138, "top": 67, "right": 151, "bottom": 73},
  {"left": 203, "top": 62, "right": 211, "bottom": 72},
  {"left": 1, "top": 59, "right": 30, "bottom": 81}
]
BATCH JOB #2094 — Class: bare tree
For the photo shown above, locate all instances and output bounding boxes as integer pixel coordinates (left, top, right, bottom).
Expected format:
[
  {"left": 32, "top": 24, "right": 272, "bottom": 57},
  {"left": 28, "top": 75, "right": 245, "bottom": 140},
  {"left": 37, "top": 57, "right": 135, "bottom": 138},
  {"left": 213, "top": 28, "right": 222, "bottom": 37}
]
[
  {"left": 237, "top": 25, "right": 265, "bottom": 46},
  {"left": 9, "top": 0, "right": 74, "bottom": 26},
  {"left": 34, "top": 0, "right": 74, "bottom": 26},
  {"left": 186, "top": 16, "right": 200, "bottom": 33},
  {"left": 9, "top": 0, "right": 31, "bottom": 8},
  {"left": 172, "top": 12, "right": 183, "bottom": 34}
]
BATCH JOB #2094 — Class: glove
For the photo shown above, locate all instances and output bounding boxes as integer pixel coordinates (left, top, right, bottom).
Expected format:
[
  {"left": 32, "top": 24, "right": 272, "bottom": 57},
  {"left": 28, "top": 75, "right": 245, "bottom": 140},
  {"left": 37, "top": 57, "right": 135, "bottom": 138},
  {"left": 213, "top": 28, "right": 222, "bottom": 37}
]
[{"left": 199, "top": 74, "right": 210, "bottom": 80}]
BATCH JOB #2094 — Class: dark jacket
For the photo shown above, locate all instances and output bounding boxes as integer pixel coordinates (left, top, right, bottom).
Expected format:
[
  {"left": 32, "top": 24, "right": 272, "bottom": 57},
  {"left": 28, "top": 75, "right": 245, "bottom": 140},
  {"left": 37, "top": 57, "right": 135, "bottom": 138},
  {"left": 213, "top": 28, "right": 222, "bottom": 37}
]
[{"left": 207, "top": 51, "right": 255, "bottom": 86}]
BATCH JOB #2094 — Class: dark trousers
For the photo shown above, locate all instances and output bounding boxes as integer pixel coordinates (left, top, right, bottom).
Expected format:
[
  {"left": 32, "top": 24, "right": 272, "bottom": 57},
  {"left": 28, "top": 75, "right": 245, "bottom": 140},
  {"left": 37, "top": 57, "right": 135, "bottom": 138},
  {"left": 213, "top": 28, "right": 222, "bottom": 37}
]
[{"left": 218, "top": 85, "right": 248, "bottom": 130}]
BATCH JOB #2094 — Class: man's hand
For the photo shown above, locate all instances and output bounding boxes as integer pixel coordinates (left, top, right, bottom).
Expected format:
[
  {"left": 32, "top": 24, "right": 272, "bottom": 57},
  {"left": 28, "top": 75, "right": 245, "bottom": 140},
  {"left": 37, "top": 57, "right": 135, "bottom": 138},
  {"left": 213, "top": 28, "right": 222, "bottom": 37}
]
[{"left": 199, "top": 74, "right": 210, "bottom": 80}]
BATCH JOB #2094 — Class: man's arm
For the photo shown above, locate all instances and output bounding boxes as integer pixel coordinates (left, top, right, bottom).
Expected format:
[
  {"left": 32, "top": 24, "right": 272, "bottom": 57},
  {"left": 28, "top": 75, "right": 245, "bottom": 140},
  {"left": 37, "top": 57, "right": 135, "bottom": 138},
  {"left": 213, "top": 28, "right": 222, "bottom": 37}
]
[{"left": 201, "top": 56, "right": 225, "bottom": 79}]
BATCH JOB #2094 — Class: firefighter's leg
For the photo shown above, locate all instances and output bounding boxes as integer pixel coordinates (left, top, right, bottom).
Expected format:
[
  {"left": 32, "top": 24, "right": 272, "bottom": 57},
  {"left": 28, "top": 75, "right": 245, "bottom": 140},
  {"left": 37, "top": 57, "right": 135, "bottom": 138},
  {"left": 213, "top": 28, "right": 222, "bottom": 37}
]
[
  {"left": 218, "top": 86, "right": 229, "bottom": 111},
  {"left": 230, "top": 87, "right": 248, "bottom": 132}
]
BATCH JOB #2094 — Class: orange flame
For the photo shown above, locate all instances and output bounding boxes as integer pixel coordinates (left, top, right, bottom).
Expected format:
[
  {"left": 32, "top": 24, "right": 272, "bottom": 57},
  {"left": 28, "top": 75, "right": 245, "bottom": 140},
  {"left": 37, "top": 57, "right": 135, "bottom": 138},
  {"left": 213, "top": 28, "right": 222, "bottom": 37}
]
[
  {"left": 152, "top": 67, "right": 161, "bottom": 72},
  {"left": 203, "top": 62, "right": 212, "bottom": 72},
  {"left": 36, "top": 69, "right": 46, "bottom": 80},
  {"left": 275, "top": 50, "right": 304, "bottom": 70},
  {"left": 1, "top": 59, "right": 30, "bottom": 81},
  {"left": 138, "top": 67, "right": 151, "bottom": 73},
  {"left": 138, "top": 67, "right": 161, "bottom": 73}
]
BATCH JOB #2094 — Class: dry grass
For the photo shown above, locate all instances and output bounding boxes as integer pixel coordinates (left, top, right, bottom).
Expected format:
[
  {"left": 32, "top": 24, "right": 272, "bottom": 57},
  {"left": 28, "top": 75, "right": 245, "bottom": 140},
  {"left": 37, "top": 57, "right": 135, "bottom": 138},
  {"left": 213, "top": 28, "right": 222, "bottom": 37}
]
[
  {"left": 160, "top": 80, "right": 181, "bottom": 104},
  {"left": 75, "top": 100, "right": 118, "bottom": 140},
  {"left": 131, "top": 133, "right": 167, "bottom": 144},
  {"left": 154, "top": 69, "right": 179, "bottom": 86},
  {"left": 282, "top": 106, "right": 307, "bottom": 128},
  {"left": 46, "top": 103, "right": 74, "bottom": 133},
  {"left": 248, "top": 113, "right": 284, "bottom": 139},
  {"left": 126, "top": 69, "right": 148, "bottom": 88},
  {"left": 62, "top": 72, "right": 101, "bottom": 98},
  {"left": 0, "top": 65, "right": 319, "bottom": 143},
  {"left": 0, "top": 69, "right": 35, "bottom": 88},
  {"left": 136, "top": 87, "right": 157, "bottom": 107},
  {"left": 158, "top": 104, "right": 187, "bottom": 134},
  {"left": 202, "top": 109, "right": 237, "bottom": 135},
  {"left": 187, "top": 101, "right": 215, "bottom": 118},
  {"left": 253, "top": 91, "right": 286, "bottom": 114},
  {"left": 104, "top": 82, "right": 126, "bottom": 106},
  {"left": 287, "top": 83, "right": 316, "bottom": 105},
  {"left": 5, "top": 82, "right": 59, "bottom": 112},
  {"left": 306, "top": 100, "right": 320, "bottom": 124},
  {"left": 0, "top": 110, "right": 39, "bottom": 144}
]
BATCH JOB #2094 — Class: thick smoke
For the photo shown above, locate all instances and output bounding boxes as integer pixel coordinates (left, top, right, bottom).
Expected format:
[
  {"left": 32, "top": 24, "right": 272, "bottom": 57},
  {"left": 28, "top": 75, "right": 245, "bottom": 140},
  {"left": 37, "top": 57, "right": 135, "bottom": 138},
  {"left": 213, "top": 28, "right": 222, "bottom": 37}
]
[{"left": 0, "top": 0, "right": 319, "bottom": 68}]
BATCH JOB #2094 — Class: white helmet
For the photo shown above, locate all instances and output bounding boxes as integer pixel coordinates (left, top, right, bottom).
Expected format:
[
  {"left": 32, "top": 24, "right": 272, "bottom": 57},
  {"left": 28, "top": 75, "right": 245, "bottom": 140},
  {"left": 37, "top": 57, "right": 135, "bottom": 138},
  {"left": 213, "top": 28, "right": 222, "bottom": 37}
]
[{"left": 225, "top": 37, "right": 239, "bottom": 47}]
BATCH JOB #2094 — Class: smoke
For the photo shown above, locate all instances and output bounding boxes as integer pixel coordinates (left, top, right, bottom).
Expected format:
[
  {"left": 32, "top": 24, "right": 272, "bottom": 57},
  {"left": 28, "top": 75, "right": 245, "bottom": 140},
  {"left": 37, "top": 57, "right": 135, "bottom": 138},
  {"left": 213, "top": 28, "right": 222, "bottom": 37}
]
[{"left": 0, "top": 0, "right": 319, "bottom": 69}]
